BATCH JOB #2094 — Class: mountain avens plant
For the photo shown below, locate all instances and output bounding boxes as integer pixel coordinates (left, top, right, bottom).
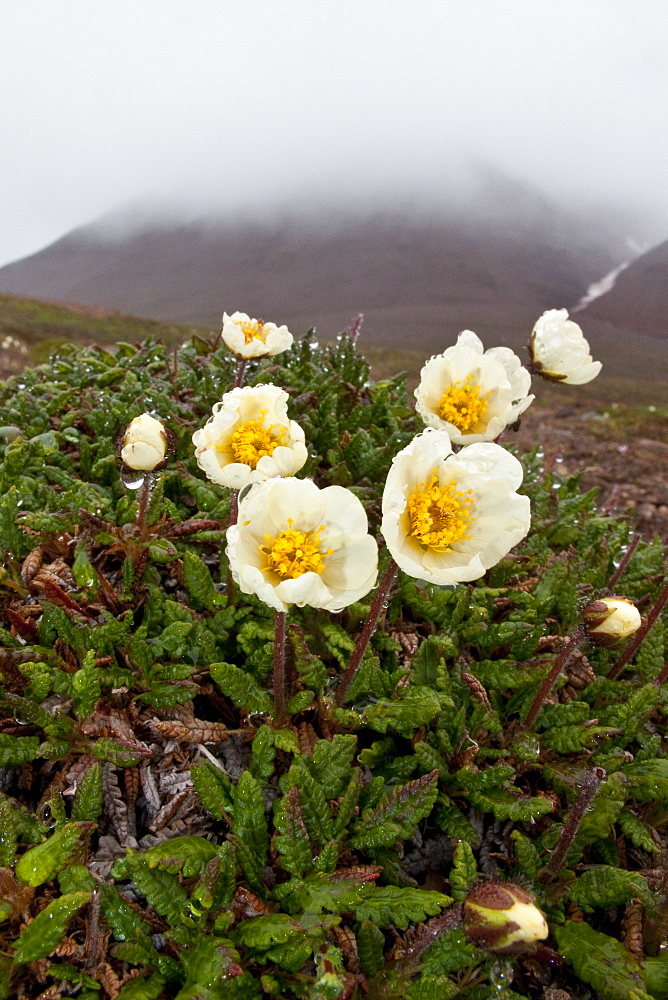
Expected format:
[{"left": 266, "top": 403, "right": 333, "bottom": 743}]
[{"left": 0, "top": 319, "right": 665, "bottom": 1000}]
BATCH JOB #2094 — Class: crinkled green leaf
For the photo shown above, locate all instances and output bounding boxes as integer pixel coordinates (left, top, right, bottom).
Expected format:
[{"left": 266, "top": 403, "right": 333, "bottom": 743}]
[
  {"left": 14, "top": 891, "right": 91, "bottom": 963},
  {"left": 210, "top": 661, "right": 273, "bottom": 714},
  {"left": 555, "top": 921, "right": 646, "bottom": 1000}
]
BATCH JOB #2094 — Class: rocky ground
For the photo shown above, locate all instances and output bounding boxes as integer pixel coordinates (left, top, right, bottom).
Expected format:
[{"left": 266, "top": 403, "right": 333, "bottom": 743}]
[{"left": 510, "top": 402, "right": 668, "bottom": 541}]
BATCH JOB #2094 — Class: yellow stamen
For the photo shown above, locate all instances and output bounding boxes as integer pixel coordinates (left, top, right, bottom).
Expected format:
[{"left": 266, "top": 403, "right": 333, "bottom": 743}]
[
  {"left": 240, "top": 319, "right": 268, "bottom": 344},
  {"left": 226, "top": 412, "right": 287, "bottom": 469},
  {"left": 261, "top": 519, "right": 332, "bottom": 578},
  {"left": 407, "top": 472, "right": 474, "bottom": 551},
  {"left": 438, "top": 376, "right": 490, "bottom": 433}
]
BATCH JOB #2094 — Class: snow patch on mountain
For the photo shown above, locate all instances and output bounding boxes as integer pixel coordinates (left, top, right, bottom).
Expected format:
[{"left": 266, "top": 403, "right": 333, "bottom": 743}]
[{"left": 573, "top": 260, "right": 629, "bottom": 312}]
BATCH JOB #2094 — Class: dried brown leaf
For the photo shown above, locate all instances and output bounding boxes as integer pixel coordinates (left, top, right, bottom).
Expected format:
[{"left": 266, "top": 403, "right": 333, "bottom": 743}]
[
  {"left": 20, "top": 547, "right": 43, "bottom": 584},
  {"left": 102, "top": 764, "right": 129, "bottom": 846},
  {"left": 151, "top": 718, "right": 228, "bottom": 743}
]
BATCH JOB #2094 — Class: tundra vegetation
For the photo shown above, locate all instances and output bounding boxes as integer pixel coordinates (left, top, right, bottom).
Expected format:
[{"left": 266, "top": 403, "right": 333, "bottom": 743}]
[{"left": 0, "top": 321, "right": 665, "bottom": 1000}]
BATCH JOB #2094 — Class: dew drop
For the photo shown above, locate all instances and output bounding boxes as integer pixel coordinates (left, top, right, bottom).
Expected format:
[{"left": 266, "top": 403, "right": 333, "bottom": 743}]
[{"left": 120, "top": 468, "right": 146, "bottom": 490}]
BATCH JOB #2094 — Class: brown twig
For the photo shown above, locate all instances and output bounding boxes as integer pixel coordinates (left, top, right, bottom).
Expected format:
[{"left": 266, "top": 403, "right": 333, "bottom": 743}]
[
  {"left": 135, "top": 472, "right": 153, "bottom": 535},
  {"left": 606, "top": 532, "right": 640, "bottom": 591},
  {"left": 335, "top": 558, "right": 397, "bottom": 706},
  {"left": 348, "top": 313, "right": 364, "bottom": 345},
  {"left": 522, "top": 627, "right": 584, "bottom": 730},
  {"left": 273, "top": 609, "right": 288, "bottom": 724},
  {"left": 654, "top": 661, "right": 668, "bottom": 686},
  {"left": 608, "top": 578, "right": 668, "bottom": 680},
  {"left": 538, "top": 767, "right": 605, "bottom": 883},
  {"left": 233, "top": 357, "right": 248, "bottom": 388},
  {"left": 226, "top": 490, "right": 240, "bottom": 601}
]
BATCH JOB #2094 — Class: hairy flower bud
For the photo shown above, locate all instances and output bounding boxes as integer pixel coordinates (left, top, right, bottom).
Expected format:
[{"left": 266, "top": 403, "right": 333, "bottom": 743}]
[
  {"left": 121, "top": 413, "right": 167, "bottom": 471},
  {"left": 462, "top": 882, "right": 548, "bottom": 953},
  {"left": 583, "top": 596, "right": 642, "bottom": 647}
]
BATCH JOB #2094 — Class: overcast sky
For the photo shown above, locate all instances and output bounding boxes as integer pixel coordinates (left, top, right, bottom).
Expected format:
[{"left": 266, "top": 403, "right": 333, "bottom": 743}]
[{"left": 2, "top": 0, "right": 668, "bottom": 267}]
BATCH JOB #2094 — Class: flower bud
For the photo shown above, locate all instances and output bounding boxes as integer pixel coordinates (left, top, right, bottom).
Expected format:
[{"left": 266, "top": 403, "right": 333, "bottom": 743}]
[
  {"left": 121, "top": 413, "right": 167, "bottom": 471},
  {"left": 462, "top": 882, "right": 548, "bottom": 953},
  {"left": 583, "top": 596, "right": 642, "bottom": 647}
]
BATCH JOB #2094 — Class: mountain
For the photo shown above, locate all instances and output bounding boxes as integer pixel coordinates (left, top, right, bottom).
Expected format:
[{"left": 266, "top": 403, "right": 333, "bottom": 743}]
[
  {"left": 578, "top": 238, "right": 668, "bottom": 340},
  {"left": 0, "top": 174, "right": 663, "bottom": 377}
]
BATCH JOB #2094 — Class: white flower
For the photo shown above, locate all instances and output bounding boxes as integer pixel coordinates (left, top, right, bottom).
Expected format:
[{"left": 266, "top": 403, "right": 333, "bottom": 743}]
[
  {"left": 227, "top": 477, "right": 378, "bottom": 612},
  {"left": 121, "top": 413, "right": 167, "bottom": 471},
  {"left": 530, "top": 309, "right": 602, "bottom": 384},
  {"left": 192, "top": 384, "right": 308, "bottom": 490},
  {"left": 381, "top": 428, "right": 530, "bottom": 585},
  {"left": 221, "top": 310, "right": 293, "bottom": 359},
  {"left": 415, "top": 331, "right": 534, "bottom": 444}
]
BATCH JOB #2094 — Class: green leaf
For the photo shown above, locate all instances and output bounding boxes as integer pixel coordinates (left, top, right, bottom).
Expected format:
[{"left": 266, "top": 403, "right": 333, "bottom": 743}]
[
  {"left": 280, "top": 761, "right": 334, "bottom": 847},
  {"left": 71, "top": 762, "right": 103, "bottom": 822},
  {"left": 210, "top": 661, "right": 273, "bottom": 714},
  {"left": 58, "top": 864, "right": 95, "bottom": 894},
  {"left": 449, "top": 841, "right": 477, "bottom": 902},
  {"left": 176, "top": 935, "right": 251, "bottom": 1000},
  {"left": 623, "top": 759, "right": 668, "bottom": 804},
  {"left": 362, "top": 686, "right": 442, "bottom": 735},
  {"left": 617, "top": 808, "right": 660, "bottom": 854},
  {"left": 352, "top": 769, "right": 439, "bottom": 849},
  {"left": 421, "top": 926, "right": 479, "bottom": 975},
  {"left": 567, "top": 866, "right": 653, "bottom": 913},
  {"left": 14, "top": 891, "right": 91, "bottom": 963},
  {"left": 357, "top": 919, "right": 385, "bottom": 976},
  {"left": 119, "top": 862, "right": 188, "bottom": 927},
  {"left": 407, "top": 974, "right": 458, "bottom": 1000},
  {"left": 100, "top": 884, "right": 148, "bottom": 942},
  {"left": 434, "top": 797, "right": 480, "bottom": 845},
  {"left": 0, "top": 734, "right": 41, "bottom": 765},
  {"left": 541, "top": 723, "right": 619, "bottom": 754},
  {"left": 233, "top": 771, "right": 269, "bottom": 865},
  {"left": 72, "top": 539, "right": 97, "bottom": 591},
  {"left": 236, "top": 912, "right": 301, "bottom": 950},
  {"left": 355, "top": 886, "right": 452, "bottom": 929},
  {"left": 468, "top": 788, "right": 554, "bottom": 823},
  {"left": 16, "top": 821, "right": 94, "bottom": 886},
  {"left": 575, "top": 771, "right": 626, "bottom": 848},
  {"left": 308, "top": 734, "right": 357, "bottom": 799},
  {"left": 116, "top": 973, "right": 166, "bottom": 1000},
  {"left": 510, "top": 830, "right": 542, "bottom": 880},
  {"left": 135, "top": 836, "right": 218, "bottom": 876},
  {"left": 333, "top": 769, "right": 364, "bottom": 839},
  {"left": 191, "top": 761, "right": 234, "bottom": 821},
  {"left": 554, "top": 921, "right": 646, "bottom": 1000},
  {"left": 182, "top": 551, "right": 221, "bottom": 612},
  {"left": 274, "top": 785, "right": 312, "bottom": 877},
  {"left": 91, "top": 737, "right": 147, "bottom": 767}
]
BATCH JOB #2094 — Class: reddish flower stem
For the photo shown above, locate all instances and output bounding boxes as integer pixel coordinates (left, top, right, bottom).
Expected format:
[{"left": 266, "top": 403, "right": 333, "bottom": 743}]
[
  {"left": 135, "top": 473, "right": 153, "bottom": 536},
  {"left": 608, "top": 578, "right": 668, "bottom": 680},
  {"left": 335, "top": 558, "right": 398, "bottom": 706},
  {"left": 654, "top": 661, "right": 668, "bottom": 686},
  {"left": 538, "top": 767, "right": 605, "bottom": 883},
  {"left": 522, "top": 627, "right": 584, "bottom": 730},
  {"left": 606, "top": 533, "right": 640, "bottom": 591},
  {"left": 225, "top": 490, "right": 240, "bottom": 601},
  {"left": 233, "top": 358, "right": 248, "bottom": 388},
  {"left": 348, "top": 313, "right": 364, "bottom": 344},
  {"left": 273, "top": 610, "right": 288, "bottom": 724}
]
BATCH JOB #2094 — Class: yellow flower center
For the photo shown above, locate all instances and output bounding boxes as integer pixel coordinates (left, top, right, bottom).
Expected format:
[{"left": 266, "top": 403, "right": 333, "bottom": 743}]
[
  {"left": 240, "top": 319, "right": 268, "bottom": 344},
  {"left": 407, "top": 472, "right": 474, "bottom": 551},
  {"left": 227, "top": 413, "right": 287, "bottom": 469},
  {"left": 438, "top": 377, "right": 490, "bottom": 433},
  {"left": 261, "top": 520, "right": 332, "bottom": 578}
]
